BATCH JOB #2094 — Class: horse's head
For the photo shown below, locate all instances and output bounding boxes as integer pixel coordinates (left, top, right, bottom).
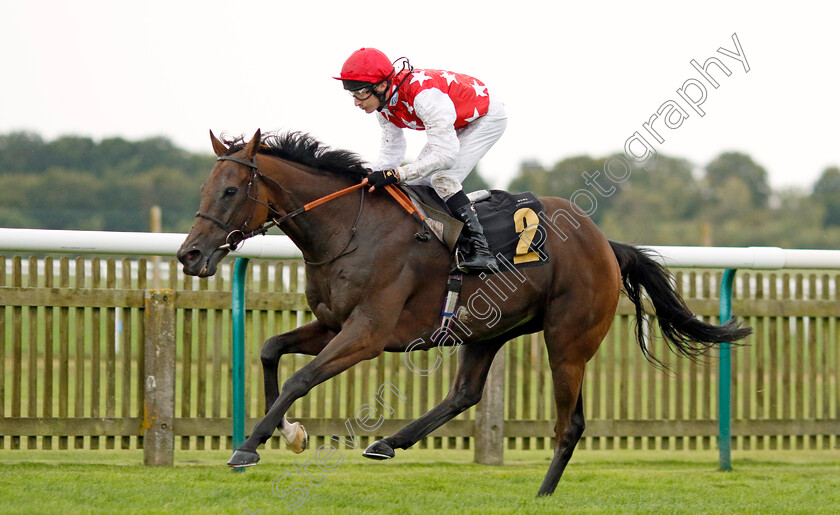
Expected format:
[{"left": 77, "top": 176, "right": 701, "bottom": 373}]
[{"left": 177, "top": 129, "right": 271, "bottom": 277}]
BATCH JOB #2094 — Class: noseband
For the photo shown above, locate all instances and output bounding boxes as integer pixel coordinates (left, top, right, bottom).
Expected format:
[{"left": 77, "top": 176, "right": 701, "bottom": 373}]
[{"left": 194, "top": 155, "right": 368, "bottom": 262}]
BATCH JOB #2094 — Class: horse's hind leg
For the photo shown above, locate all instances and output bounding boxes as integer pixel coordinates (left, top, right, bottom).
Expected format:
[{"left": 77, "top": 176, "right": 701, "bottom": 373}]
[
  {"left": 537, "top": 323, "right": 597, "bottom": 496},
  {"left": 363, "top": 338, "right": 506, "bottom": 459},
  {"left": 538, "top": 380, "right": 584, "bottom": 496},
  {"left": 260, "top": 320, "right": 336, "bottom": 452}
]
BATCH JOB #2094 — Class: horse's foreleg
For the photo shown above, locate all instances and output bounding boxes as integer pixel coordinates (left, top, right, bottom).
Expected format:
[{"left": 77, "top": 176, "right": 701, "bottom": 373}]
[
  {"left": 261, "top": 320, "right": 336, "bottom": 411},
  {"left": 259, "top": 320, "right": 335, "bottom": 453},
  {"left": 229, "top": 316, "right": 387, "bottom": 467},
  {"left": 363, "top": 339, "right": 505, "bottom": 460}
]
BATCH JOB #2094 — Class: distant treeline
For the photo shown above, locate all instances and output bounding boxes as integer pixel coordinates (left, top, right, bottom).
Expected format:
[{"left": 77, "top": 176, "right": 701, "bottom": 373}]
[
  {"left": 1, "top": 132, "right": 838, "bottom": 248},
  {"left": 0, "top": 132, "right": 215, "bottom": 232},
  {"left": 510, "top": 153, "right": 840, "bottom": 249}
]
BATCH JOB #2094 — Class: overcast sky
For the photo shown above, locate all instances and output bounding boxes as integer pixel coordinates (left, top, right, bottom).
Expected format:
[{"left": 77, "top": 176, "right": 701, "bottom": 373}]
[{"left": 2, "top": 1, "right": 838, "bottom": 191}]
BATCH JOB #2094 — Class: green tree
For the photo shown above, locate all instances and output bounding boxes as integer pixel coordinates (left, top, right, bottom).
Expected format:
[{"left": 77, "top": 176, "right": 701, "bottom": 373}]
[
  {"left": 705, "top": 152, "right": 771, "bottom": 208},
  {"left": 48, "top": 136, "right": 98, "bottom": 173},
  {"left": 136, "top": 166, "right": 200, "bottom": 232},
  {"left": 37, "top": 167, "right": 107, "bottom": 229},
  {"left": 508, "top": 156, "right": 605, "bottom": 221},
  {"left": 508, "top": 159, "right": 549, "bottom": 194},
  {"left": 597, "top": 154, "right": 704, "bottom": 244},
  {"left": 461, "top": 166, "right": 490, "bottom": 193},
  {"left": 544, "top": 156, "right": 603, "bottom": 199},
  {"left": 0, "top": 132, "right": 51, "bottom": 173},
  {"left": 812, "top": 166, "right": 840, "bottom": 226},
  {"left": 98, "top": 137, "right": 140, "bottom": 174},
  {"left": 0, "top": 174, "right": 41, "bottom": 228},
  {"left": 102, "top": 166, "right": 200, "bottom": 231},
  {"left": 0, "top": 131, "right": 218, "bottom": 231},
  {"left": 761, "top": 187, "right": 833, "bottom": 248},
  {"left": 3, "top": 130, "right": 839, "bottom": 247},
  {"left": 617, "top": 155, "right": 702, "bottom": 217}
]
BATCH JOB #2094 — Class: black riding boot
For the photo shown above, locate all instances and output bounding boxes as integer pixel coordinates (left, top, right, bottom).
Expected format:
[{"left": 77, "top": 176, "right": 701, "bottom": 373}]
[{"left": 455, "top": 203, "right": 497, "bottom": 272}]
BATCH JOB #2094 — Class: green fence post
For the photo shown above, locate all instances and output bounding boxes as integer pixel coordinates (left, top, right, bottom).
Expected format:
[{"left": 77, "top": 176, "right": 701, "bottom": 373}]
[
  {"left": 232, "top": 258, "right": 250, "bottom": 472},
  {"left": 718, "top": 268, "right": 736, "bottom": 471}
]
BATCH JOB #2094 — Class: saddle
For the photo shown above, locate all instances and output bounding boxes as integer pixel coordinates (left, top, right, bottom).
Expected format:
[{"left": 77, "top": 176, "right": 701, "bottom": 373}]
[
  {"left": 397, "top": 185, "right": 550, "bottom": 271},
  {"left": 388, "top": 184, "right": 551, "bottom": 344}
]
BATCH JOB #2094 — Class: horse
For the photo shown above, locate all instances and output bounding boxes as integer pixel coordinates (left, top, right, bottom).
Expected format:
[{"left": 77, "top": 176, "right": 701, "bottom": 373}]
[{"left": 177, "top": 129, "right": 751, "bottom": 497}]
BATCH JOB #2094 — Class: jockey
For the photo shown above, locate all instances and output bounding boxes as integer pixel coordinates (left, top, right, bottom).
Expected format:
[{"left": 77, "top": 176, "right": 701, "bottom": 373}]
[{"left": 335, "top": 47, "right": 507, "bottom": 272}]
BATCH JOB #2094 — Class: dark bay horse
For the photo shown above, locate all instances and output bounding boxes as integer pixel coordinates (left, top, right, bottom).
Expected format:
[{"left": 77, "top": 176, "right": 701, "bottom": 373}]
[{"left": 177, "top": 129, "right": 750, "bottom": 497}]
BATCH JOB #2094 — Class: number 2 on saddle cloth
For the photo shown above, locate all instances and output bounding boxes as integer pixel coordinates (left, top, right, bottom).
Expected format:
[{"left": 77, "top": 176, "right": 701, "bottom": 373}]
[{"left": 382, "top": 184, "right": 551, "bottom": 343}]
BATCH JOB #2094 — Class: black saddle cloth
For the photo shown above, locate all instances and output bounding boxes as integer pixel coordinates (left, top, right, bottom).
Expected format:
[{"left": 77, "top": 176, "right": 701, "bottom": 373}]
[{"left": 404, "top": 186, "right": 549, "bottom": 269}]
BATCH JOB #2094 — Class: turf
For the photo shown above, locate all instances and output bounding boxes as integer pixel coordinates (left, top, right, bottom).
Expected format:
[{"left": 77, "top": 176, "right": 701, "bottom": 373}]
[{"left": 1, "top": 448, "right": 838, "bottom": 514}]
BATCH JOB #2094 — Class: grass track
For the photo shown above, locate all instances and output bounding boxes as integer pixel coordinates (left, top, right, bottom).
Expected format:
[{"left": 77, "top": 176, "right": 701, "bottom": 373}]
[{"left": 1, "top": 449, "right": 839, "bottom": 514}]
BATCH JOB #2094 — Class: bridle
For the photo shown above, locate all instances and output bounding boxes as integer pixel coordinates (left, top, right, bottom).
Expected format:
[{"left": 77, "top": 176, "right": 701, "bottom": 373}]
[
  {"left": 195, "top": 155, "right": 368, "bottom": 264},
  {"left": 195, "top": 156, "right": 263, "bottom": 251}
]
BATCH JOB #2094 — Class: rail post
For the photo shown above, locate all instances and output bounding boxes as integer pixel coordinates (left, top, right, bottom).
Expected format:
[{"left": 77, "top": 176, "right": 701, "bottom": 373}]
[
  {"left": 231, "top": 258, "right": 250, "bottom": 471},
  {"left": 718, "top": 268, "right": 736, "bottom": 471},
  {"left": 143, "top": 289, "right": 176, "bottom": 466},
  {"left": 474, "top": 350, "right": 505, "bottom": 465}
]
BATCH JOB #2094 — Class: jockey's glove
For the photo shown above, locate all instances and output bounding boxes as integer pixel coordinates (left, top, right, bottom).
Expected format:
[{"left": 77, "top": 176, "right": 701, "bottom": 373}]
[{"left": 367, "top": 169, "right": 400, "bottom": 188}]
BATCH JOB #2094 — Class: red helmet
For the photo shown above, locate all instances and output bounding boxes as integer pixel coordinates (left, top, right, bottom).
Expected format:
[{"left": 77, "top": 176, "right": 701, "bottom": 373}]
[{"left": 334, "top": 48, "right": 394, "bottom": 90}]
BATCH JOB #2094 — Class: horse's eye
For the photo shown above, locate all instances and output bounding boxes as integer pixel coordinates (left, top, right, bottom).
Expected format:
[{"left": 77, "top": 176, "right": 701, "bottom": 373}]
[{"left": 223, "top": 187, "right": 238, "bottom": 197}]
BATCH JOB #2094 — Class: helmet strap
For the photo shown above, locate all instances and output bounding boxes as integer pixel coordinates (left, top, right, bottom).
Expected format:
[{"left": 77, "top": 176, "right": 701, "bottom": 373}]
[{"left": 377, "top": 57, "right": 413, "bottom": 112}]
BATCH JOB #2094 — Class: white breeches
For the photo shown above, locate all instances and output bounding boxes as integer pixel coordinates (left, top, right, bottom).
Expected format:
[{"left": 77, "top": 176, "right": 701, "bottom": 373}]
[{"left": 406, "top": 96, "right": 507, "bottom": 199}]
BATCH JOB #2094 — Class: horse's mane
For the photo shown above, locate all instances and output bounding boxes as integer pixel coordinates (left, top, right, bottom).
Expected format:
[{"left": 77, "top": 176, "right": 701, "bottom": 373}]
[{"left": 223, "top": 131, "right": 368, "bottom": 179}]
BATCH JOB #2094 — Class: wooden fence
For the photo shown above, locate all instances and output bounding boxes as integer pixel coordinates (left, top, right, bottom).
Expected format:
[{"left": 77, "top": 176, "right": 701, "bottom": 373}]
[{"left": 1, "top": 255, "right": 838, "bottom": 454}]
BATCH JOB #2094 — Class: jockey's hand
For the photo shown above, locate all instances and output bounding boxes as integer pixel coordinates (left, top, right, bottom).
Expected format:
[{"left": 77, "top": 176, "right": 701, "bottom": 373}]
[{"left": 366, "top": 169, "right": 400, "bottom": 191}]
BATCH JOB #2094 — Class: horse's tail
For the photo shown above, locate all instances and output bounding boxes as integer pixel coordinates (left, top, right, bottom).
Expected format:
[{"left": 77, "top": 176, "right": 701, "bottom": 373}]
[{"left": 609, "top": 240, "right": 752, "bottom": 366}]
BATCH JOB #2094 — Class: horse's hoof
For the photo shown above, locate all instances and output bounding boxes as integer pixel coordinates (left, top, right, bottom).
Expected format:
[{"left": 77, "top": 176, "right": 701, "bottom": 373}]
[
  {"left": 227, "top": 449, "right": 260, "bottom": 467},
  {"left": 284, "top": 422, "right": 308, "bottom": 454},
  {"left": 362, "top": 440, "right": 395, "bottom": 460}
]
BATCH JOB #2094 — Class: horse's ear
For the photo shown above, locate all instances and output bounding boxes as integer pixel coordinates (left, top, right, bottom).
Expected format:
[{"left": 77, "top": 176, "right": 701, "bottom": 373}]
[
  {"left": 243, "top": 129, "right": 262, "bottom": 159},
  {"left": 210, "top": 130, "right": 227, "bottom": 157}
]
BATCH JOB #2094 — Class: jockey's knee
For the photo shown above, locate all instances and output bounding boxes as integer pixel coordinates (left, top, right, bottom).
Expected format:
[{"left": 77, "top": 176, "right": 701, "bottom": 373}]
[{"left": 430, "top": 174, "right": 462, "bottom": 199}]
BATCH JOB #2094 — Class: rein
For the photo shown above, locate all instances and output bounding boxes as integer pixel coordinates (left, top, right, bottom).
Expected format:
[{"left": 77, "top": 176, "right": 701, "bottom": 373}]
[{"left": 195, "top": 155, "right": 369, "bottom": 262}]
